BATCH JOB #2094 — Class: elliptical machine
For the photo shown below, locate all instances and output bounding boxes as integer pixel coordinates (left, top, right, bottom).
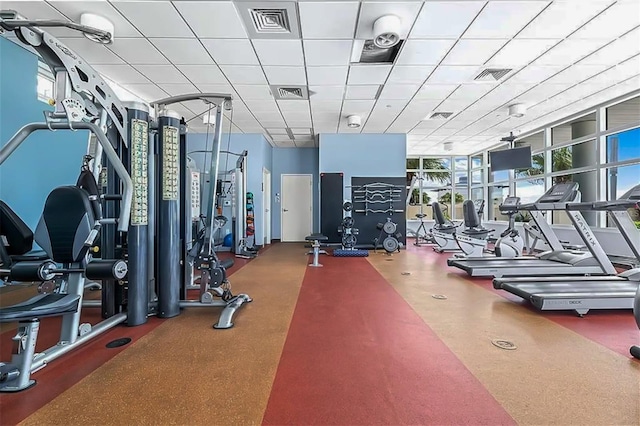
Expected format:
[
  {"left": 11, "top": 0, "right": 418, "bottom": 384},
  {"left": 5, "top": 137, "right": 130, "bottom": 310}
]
[{"left": 494, "top": 196, "right": 524, "bottom": 258}]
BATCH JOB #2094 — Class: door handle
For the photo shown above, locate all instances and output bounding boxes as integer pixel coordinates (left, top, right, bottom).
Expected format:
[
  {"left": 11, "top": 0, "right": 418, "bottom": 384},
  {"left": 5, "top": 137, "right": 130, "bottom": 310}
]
[{"left": 283, "top": 209, "right": 289, "bottom": 212}]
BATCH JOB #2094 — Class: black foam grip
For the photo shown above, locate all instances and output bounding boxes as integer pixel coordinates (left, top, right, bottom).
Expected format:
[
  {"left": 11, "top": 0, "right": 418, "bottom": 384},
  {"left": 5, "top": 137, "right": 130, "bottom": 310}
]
[
  {"left": 86, "top": 259, "right": 128, "bottom": 280},
  {"left": 219, "top": 258, "right": 234, "bottom": 270},
  {"left": 10, "top": 261, "right": 56, "bottom": 281}
]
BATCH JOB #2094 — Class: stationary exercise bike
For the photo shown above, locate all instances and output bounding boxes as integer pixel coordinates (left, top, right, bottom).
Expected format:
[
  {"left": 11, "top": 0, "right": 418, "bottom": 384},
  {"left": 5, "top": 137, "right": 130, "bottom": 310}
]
[
  {"left": 493, "top": 196, "right": 524, "bottom": 258},
  {"left": 451, "top": 200, "right": 493, "bottom": 258}
]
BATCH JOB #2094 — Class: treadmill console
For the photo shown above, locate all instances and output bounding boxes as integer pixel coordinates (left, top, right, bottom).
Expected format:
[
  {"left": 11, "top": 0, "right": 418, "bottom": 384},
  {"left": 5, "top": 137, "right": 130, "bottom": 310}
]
[
  {"left": 499, "top": 196, "right": 521, "bottom": 213},
  {"left": 537, "top": 182, "right": 579, "bottom": 203}
]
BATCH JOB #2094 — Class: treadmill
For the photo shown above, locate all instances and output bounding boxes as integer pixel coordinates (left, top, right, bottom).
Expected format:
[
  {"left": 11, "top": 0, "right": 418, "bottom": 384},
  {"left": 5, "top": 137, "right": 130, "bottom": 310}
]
[
  {"left": 493, "top": 184, "right": 640, "bottom": 316},
  {"left": 447, "top": 182, "right": 613, "bottom": 278}
]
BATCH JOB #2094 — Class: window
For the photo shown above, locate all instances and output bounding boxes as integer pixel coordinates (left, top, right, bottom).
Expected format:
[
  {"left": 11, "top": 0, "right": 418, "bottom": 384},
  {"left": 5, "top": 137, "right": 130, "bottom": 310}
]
[
  {"left": 607, "top": 127, "right": 640, "bottom": 163},
  {"left": 606, "top": 96, "right": 640, "bottom": 130},
  {"left": 454, "top": 156, "right": 467, "bottom": 170},
  {"left": 516, "top": 131, "right": 544, "bottom": 152},
  {"left": 406, "top": 158, "right": 420, "bottom": 169},
  {"left": 471, "top": 155, "right": 483, "bottom": 168},
  {"left": 471, "top": 170, "right": 483, "bottom": 185},
  {"left": 37, "top": 61, "right": 54, "bottom": 103},
  {"left": 515, "top": 179, "right": 545, "bottom": 204},
  {"left": 490, "top": 186, "right": 509, "bottom": 221},
  {"left": 606, "top": 163, "right": 640, "bottom": 228},
  {"left": 490, "top": 169, "right": 509, "bottom": 183},
  {"left": 426, "top": 157, "right": 451, "bottom": 169},
  {"left": 551, "top": 112, "right": 596, "bottom": 145},
  {"left": 551, "top": 139, "right": 596, "bottom": 172}
]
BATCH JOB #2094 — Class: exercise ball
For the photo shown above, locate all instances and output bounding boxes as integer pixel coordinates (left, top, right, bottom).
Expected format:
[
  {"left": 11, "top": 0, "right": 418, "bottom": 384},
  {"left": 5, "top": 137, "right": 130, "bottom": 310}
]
[{"left": 223, "top": 233, "right": 233, "bottom": 247}]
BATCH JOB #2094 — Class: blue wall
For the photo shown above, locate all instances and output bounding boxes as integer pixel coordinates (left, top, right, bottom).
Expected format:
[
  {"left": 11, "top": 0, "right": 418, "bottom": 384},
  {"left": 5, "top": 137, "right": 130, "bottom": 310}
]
[
  {"left": 186, "top": 133, "right": 271, "bottom": 245},
  {"left": 0, "top": 37, "right": 88, "bottom": 230},
  {"left": 271, "top": 148, "right": 320, "bottom": 239},
  {"left": 319, "top": 133, "right": 407, "bottom": 201}
]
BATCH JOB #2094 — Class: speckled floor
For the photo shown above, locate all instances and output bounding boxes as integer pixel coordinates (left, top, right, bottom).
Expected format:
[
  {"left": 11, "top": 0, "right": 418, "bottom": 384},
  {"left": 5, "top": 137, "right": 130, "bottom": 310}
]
[{"left": 1, "top": 242, "right": 638, "bottom": 426}]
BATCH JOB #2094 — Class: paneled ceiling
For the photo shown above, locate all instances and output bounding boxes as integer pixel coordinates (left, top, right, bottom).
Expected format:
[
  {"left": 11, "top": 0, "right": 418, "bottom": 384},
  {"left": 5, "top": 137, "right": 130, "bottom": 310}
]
[{"left": 2, "top": 0, "right": 639, "bottom": 154}]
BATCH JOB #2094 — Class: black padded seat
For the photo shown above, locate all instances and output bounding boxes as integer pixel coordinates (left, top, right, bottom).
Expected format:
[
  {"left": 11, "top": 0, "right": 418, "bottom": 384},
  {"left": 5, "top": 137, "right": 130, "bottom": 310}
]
[
  {"left": 306, "top": 234, "right": 328, "bottom": 242},
  {"left": 415, "top": 213, "right": 427, "bottom": 219},
  {"left": 11, "top": 251, "right": 50, "bottom": 262},
  {"left": 463, "top": 228, "right": 492, "bottom": 238},
  {"left": 0, "top": 294, "right": 81, "bottom": 322}
]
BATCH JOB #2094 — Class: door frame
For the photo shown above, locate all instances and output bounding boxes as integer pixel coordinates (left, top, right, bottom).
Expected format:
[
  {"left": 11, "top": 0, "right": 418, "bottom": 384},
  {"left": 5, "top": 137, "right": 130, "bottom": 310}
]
[
  {"left": 263, "top": 167, "right": 271, "bottom": 245},
  {"left": 280, "top": 173, "right": 313, "bottom": 242}
]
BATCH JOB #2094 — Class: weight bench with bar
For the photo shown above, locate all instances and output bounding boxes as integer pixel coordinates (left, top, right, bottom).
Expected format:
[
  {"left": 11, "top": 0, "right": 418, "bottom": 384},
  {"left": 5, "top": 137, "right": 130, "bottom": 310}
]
[{"left": 305, "top": 234, "right": 328, "bottom": 267}]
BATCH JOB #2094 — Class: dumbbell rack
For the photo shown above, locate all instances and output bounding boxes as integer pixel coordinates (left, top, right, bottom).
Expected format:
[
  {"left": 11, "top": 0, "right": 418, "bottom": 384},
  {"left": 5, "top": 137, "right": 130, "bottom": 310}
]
[{"left": 352, "top": 182, "right": 404, "bottom": 216}]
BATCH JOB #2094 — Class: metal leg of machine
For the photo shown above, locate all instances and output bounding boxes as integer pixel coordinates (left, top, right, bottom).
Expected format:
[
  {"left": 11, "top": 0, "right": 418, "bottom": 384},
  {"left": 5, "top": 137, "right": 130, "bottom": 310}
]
[{"left": 309, "top": 240, "right": 323, "bottom": 267}]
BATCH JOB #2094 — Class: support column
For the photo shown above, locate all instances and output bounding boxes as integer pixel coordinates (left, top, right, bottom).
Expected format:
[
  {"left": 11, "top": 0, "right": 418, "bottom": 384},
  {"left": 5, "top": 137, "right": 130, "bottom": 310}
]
[
  {"left": 125, "top": 102, "right": 150, "bottom": 326},
  {"left": 157, "top": 110, "right": 182, "bottom": 318},
  {"left": 571, "top": 120, "right": 597, "bottom": 226}
]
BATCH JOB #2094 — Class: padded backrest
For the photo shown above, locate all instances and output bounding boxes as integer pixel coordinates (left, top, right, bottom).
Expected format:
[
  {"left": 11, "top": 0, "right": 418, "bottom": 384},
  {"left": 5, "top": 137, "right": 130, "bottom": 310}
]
[
  {"left": 35, "top": 186, "right": 95, "bottom": 264},
  {"left": 0, "top": 200, "right": 33, "bottom": 256},
  {"left": 432, "top": 202, "right": 446, "bottom": 225},
  {"left": 463, "top": 200, "right": 481, "bottom": 228}
]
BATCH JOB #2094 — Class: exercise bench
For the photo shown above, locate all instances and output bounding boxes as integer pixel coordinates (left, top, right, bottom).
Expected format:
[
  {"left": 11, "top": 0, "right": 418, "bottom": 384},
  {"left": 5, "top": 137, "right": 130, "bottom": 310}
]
[{"left": 305, "top": 234, "right": 328, "bottom": 267}]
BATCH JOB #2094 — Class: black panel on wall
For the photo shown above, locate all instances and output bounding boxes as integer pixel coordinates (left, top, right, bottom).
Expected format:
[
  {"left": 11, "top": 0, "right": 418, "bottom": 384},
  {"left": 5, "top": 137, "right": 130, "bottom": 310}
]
[
  {"left": 350, "top": 177, "right": 406, "bottom": 250},
  {"left": 320, "top": 173, "right": 344, "bottom": 243}
]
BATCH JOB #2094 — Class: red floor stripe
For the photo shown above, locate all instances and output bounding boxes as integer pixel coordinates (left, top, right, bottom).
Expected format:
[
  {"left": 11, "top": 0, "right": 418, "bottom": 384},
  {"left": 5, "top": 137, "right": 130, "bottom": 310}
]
[
  {"left": 0, "top": 252, "right": 253, "bottom": 425},
  {"left": 262, "top": 256, "right": 515, "bottom": 425},
  {"left": 409, "top": 243, "right": 639, "bottom": 357}
]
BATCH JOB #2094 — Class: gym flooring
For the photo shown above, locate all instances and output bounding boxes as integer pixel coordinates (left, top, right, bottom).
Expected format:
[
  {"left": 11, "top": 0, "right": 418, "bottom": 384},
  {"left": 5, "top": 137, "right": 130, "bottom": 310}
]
[{"left": 0, "top": 243, "right": 638, "bottom": 425}]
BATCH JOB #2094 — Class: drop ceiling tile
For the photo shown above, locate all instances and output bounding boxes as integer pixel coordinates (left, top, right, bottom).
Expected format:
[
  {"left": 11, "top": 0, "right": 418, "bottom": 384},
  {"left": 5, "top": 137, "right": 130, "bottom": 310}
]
[
  {"left": 545, "top": 64, "right": 611, "bottom": 85},
  {"left": 306, "top": 67, "right": 349, "bottom": 85},
  {"left": 107, "top": 38, "right": 168, "bottom": 64},
  {"left": 258, "top": 118, "right": 287, "bottom": 127},
  {"left": 488, "top": 39, "right": 561, "bottom": 67},
  {"left": 356, "top": 1, "right": 422, "bottom": 40},
  {"left": 244, "top": 100, "right": 278, "bottom": 112},
  {"left": 347, "top": 65, "right": 392, "bottom": 85},
  {"left": 253, "top": 110, "right": 285, "bottom": 120},
  {"left": 194, "top": 84, "right": 238, "bottom": 98},
  {"left": 157, "top": 83, "right": 199, "bottom": 97},
  {"left": 372, "top": 99, "right": 408, "bottom": 112},
  {"left": 57, "top": 38, "right": 124, "bottom": 64},
  {"left": 51, "top": 1, "right": 142, "bottom": 38},
  {"left": 299, "top": 1, "right": 359, "bottom": 39},
  {"left": 342, "top": 100, "right": 375, "bottom": 115},
  {"left": 111, "top": 1, "right": 193, "bottom": 38},
  {"left": 277, "top": 100, "right": 310, "bottom": 112},
  {"left": 517, "top": 0, "right": 614, "bottom": 39},
  {"left": 396, "top": 40, "right": 457, "bottom": 66},
  {"left": 426, "top": 66, "right": 479, "bottom": 84},
  {"left": 220, "top": 65, "right": 267, "bottom": 85},
  {"left": 266, "top": 128, "right": 289, "bottom": 135},
  {"left": 308, "top": 85, "right": 346, "bottom": 99},
  {"left": 579, "top": 28, "right": 640, "bottom": 66},
  {"left": 378, "top": 84, "right": 421, "bottom": 100},
  {"left": 252, "top": 40, "right": 304, "bottom": 66},
  {"left": 463, "top": 1, "right": 549, "bottom": 39},
  {"left": 233, "top": 85, "right": 273, "bottom": 100},
  {"left": 446, "top": 84, "right": 494, "bottom": 101},
  {"left": 571, "top": 0, "right": 640, "bottom": 39},
  {"left": 415, "top": 84, "right": 459, "bottom": 100},
  {"left": 508, "top": 65, "right": 566, "bottom": 84},
  {"left": 386, "top": 66, "right": 435, "bottom": 84},
  {"left": 285, "top": 118, "right": 313, "bottom": 127},
  {"left": 176, "top": 65, "right": 227, "bottom": 84},
  {"left": 344, "top": 85, "right": 380, "bottom": 100},
  {"left": 533, "top": 38, "right": 611, "bottom": 66},
  {"left": 150, "top": 39, "right": 213, "bottom": 65},
  {"left": 123, "top": 83, "right": 169, "bottom": 103},
  {"left": 134, "top": 65, "right": 189, "bottom": 84},
  {"left": 173, "top": 1, "right": 246, "bottom": 38},
  {"left": 303, "top": 40, "right": 353, "bottom": 66},
  {"left": 442, "top": 39, "right": 508, "bottom": 66},
  {"left": 312, "top": 112, "right": 340, "bottom": 123},
  {"left": 311, "top": 100, "right": 343, "bottom": 111},
  {"left": 291, "top": 127, "right": 313, "bottom": 135},
  {"left": 93, "top": 64, "right": 150, "bottom": 84},
  {"left": 201, "top": 39, "right": 258, "bottom": 65},
  {"left": 263, "top": 67, "right": 307, "bottom": 85},
  {"left": 411, "top": 1, "right": 485, "bottom": 39}
]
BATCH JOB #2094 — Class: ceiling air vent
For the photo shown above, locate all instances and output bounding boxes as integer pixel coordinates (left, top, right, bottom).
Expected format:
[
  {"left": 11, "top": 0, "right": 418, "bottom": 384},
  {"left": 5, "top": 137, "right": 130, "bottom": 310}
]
[
  {"left": 250, "top": 9, "right": 290, "bottom": 33},
  {"left": 236, "top": 2, "right": 300, "bottom": 39},
  {"left": 427, "top": 112, "right": 454, "bottom": 120},
  {"left": 271, "top": 85, "right": 309, "bottom": 100},
  {"left": 474, "top": 68, "right": 513, "bottom": 82}
]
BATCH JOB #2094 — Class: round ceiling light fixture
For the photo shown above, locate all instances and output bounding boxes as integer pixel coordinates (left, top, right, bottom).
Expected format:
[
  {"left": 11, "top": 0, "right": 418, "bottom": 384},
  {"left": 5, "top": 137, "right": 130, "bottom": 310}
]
[
  {"left": 372, "top": 15, "right": 402, "bottom": 48},
  {"left": 347, "top": 115, "right": 362, "bottom": 128},
  {"left": 508, "top": 103, "right": 527, "bottom": 118},
  {"left": 80, "top": 13, "right": 114, "bottom": 44}
]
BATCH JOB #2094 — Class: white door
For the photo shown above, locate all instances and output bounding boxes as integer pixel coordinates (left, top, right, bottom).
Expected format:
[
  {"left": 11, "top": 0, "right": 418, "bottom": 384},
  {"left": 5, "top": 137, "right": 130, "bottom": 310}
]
[
  {"left": 263, "top": 168, "right": 271, "bottom": 245},
  {"left": 281, "top": 174, "right": 312, "bottom": 242}
]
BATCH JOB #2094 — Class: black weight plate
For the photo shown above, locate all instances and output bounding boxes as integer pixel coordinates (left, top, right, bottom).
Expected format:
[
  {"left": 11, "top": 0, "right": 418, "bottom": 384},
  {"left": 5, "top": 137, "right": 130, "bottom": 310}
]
[{"left": 343, "top": 201, "right": 353, "bottom": 212}]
